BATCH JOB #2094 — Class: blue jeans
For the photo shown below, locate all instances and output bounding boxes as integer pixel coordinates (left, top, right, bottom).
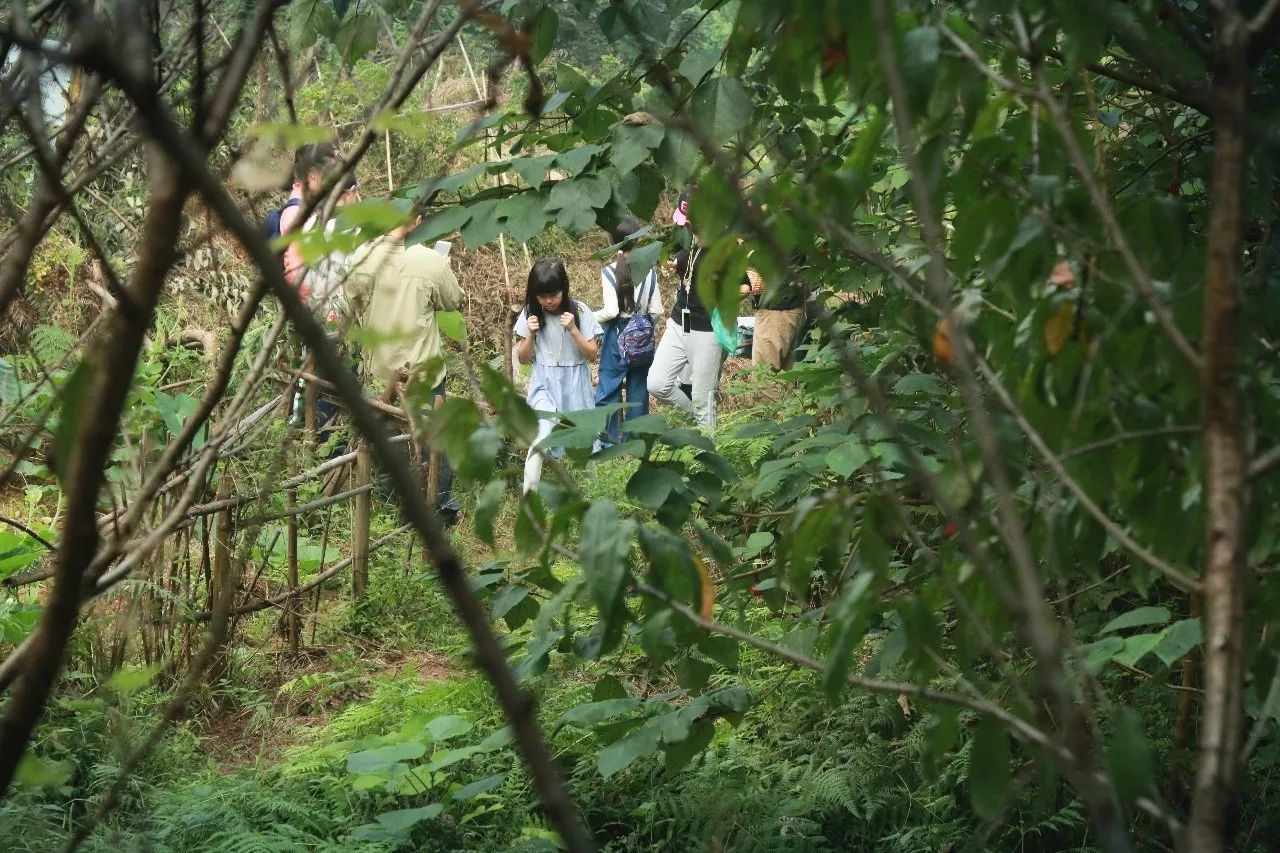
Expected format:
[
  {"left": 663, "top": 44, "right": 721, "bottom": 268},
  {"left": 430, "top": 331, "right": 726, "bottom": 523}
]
[
  {"left": 595, "top": 321, "right": 650, "bottom": 443},
  {"left": 315, "top": 395, "right": 346, "bottom": 459}
]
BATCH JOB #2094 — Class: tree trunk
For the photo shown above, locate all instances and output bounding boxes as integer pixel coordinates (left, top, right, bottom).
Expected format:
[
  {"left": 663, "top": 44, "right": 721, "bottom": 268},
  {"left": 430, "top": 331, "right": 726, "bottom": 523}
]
[
  {"left": 1187, "top": 23, "right": 1250, "bottom": 852},
  {"left": 206, "top": 478, "right": 235, "bottom": 682}
]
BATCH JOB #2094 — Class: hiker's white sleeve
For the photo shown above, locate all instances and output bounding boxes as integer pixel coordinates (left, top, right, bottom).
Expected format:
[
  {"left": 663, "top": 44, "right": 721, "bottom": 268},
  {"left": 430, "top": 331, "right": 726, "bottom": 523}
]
[
  {"left": 646, "top": 270, "right": 664, "bottom": 318},
  {"left": 595, "top": 268, "right": 619, "bottom": 324}
]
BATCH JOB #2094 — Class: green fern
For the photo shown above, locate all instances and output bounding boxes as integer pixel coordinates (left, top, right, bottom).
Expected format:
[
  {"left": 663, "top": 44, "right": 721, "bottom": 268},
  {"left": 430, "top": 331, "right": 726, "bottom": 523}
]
[{"left": 31, "top": 324, "right": 75, "bottom": 365}]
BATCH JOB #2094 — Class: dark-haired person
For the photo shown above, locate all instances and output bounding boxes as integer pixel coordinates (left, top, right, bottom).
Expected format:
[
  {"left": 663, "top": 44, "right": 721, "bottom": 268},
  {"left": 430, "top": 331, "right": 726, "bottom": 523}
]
[
  {"left": 346, "top": 212, "right": 465, "bottom": 523},
  {"left": 281, "top": 142, "right": 337, "bottom": 288},
  {"left": 594, "top": 218, "right": 663, "bottom": 444},
  {"left": 514, "top": 259, "right": 603, "bottom": 493}
]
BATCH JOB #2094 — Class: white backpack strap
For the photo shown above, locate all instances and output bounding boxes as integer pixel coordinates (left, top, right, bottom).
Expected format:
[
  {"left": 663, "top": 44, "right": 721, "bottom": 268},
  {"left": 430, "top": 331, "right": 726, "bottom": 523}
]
[{"left": 638, "top": 269, "right": 655, "bottom": 316}]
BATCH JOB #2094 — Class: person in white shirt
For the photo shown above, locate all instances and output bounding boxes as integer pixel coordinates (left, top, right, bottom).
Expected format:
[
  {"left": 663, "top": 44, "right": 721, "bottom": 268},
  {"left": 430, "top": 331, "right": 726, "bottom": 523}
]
[
  {"left": 594, "top": 217, "right": 663, "bottom": 444},
  {"left": 301, "top": 173, "right": 361, "bottom": 330}
]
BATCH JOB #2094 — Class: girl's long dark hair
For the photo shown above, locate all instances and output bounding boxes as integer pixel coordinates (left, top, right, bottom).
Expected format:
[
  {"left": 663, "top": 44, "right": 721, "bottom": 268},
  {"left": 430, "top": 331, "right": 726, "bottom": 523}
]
[
  {"left": 609, "top": 217, "right": 643, "bottom": 314},
  {"left": 525, "top": 258, "right": 579, "bottom": 326}
]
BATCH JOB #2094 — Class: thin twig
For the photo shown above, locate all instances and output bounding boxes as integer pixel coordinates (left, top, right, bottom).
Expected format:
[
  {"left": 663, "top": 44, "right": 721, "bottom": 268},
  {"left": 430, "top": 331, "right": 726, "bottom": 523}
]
[{"left": 0, "top": 515, "right": 53, "bottom": 550}]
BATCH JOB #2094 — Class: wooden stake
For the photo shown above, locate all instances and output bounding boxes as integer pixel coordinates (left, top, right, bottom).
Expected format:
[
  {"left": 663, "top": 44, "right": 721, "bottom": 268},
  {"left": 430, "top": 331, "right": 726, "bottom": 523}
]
[
  {"left": 303, "top": 353, "right": 317, "bottom": 433},
  {"left": 352, "top": 442, "right": 371, "bottom": 602},
  {"left": 384, "top": 129, "right": 394, "bottom": 192},
  {"left": 427, "top": 394, "right": 444, "bottom": 512},
  {"left": 286, "top": 489, "right": 300, "bottom": 653},
  {"left": 208, "top": 477, "right": 234, "bottom": 681}
]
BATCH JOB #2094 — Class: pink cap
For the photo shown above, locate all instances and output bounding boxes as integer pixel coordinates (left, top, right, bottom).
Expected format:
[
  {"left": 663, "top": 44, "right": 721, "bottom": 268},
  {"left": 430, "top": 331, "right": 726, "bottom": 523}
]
[{"left": 672, "top": 198, "right": 689, "bottom": 226}]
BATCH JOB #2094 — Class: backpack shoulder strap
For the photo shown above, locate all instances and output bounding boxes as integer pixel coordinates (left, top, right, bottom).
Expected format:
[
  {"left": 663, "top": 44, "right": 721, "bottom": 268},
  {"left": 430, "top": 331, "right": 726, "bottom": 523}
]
[{"left": 282, "top": 197, "right": 300, "bottom": 211}]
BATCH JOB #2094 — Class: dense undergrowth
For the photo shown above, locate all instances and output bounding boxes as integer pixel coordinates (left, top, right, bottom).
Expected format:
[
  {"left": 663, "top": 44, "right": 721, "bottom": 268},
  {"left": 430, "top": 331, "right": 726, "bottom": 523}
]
[{"left": 2, "top": 383, "right": 1277, "bottom": 852}]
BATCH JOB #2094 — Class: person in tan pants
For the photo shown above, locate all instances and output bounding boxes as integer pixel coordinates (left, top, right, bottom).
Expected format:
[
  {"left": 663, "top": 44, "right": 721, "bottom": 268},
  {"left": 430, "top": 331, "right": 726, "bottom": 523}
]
[{"left": 748, "top": 254, "right": 807, "bottom": 370}]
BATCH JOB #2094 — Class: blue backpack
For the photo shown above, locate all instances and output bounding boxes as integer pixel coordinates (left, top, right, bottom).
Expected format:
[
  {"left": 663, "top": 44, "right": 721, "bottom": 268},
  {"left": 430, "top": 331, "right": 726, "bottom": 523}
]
[
  {"left": 607, "top": 265, "right": 656, "bottom": 366},
  {"left": 263, "top": 197, "right": 300, "bottom": 240}
]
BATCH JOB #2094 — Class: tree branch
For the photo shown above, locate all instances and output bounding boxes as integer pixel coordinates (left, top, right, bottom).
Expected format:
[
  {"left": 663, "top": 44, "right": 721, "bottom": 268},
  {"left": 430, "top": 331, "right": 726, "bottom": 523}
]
[
  {"left": 0, "top": 149, "right": 188, "bottom": 796},
  {"left": 0, "top": 515, "right": 53, "bottom": 550},
  {"left": 73, "top": 5, "right": 594, "bottom": 849}
]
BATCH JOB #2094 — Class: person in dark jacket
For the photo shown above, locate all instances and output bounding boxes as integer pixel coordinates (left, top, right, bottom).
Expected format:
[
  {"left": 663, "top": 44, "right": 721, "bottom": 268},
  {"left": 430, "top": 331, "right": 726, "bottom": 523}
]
[{"left": 647, "top": 186, "right": 748, "bottom": 430}]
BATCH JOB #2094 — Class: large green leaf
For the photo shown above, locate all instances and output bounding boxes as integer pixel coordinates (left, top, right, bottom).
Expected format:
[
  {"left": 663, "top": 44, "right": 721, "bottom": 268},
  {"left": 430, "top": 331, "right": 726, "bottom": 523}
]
[
  {"left": 598, "top": 722, "right": 661, "bottom": 778},
  {"left": 1081, "top": 636, "right": 1125, "bottom": 675},
  {"left": 510, "top": 155, "right": 557, "bottom": 187},
  {"left": 557, "top": 698, "right": 640, "bottom": 728},
  {"left": 678, "top": 48, "right": 720, "bottom": 85},
  {"left": 690, "top": 77, "right": 752, "bottom": 145},
  {"left": 53, "top": 360, "right": 93, "bottom": 484},
  {"left": 579, "top": 500, "right": 636, "bottom": 616},
  {"left": 289, "top": 0, "right": 338, "bottom": 49},
  {"left": 346, "top": 742, "right": 426, "bottom": 775},
  {"left": 626, "top": 465, "right": 684, "bottom": 509},
  {"left": 1152, "top": 619, "right": 1202, "bottom": 666},
  {"left": 374, "top": 803, "right": 443, "bottom": 834},
  {"left": 406, "top": 205, "right": 471, "bottom": 247},
  {"left": 554, "top": 144, "right": 606, "bottom": 176},
  {"left": 969, "top": 717, "right": 1010, "bottom": 820},
  {"left": 611, "top": 123, "right": 665, "bottom": 174},
  {"left": 437, "top": 311, "right": 467, "bottom": 343},
  {"left": 529, "top": 6, "right": 559, "bottom": 64},
  {"left": 425, "top": 715, "right": 473, "bottom": 741},
  {"left": 498, "top": 191, "right": 552, "bottom": 243},
  {"left": 1107, "top": 707, "right": 1155, "bottom": 803},
  {"left": 473, "top": 479, "right": 506, "bottom": 547},
  {"left": 459, "top": 199, "right": 504, "bottom": 247},
  {"left": 335, "top": 10, "right": 378, "bottom": 63},
  {"left": 1099, "top": 606, "right": 1171, "bottom": 635}
]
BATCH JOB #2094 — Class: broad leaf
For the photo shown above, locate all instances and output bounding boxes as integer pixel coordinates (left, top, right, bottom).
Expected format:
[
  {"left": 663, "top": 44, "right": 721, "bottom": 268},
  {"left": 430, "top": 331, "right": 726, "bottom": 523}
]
[
  {"left": 1099, "top": 607, "right": 1171, "bottom": 635},
  {"left": 579, "top": 500, "right": 635, "bottom": 616},
  {"left": 970, "top": 717, "right": 1010, "bottom": 820}
]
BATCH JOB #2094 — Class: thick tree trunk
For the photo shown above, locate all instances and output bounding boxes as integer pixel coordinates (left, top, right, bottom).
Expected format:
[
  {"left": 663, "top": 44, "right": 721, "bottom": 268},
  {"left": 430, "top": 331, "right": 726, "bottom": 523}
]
[{"left": 1187, "top": 26, "right": 1250, "bottom": 853}]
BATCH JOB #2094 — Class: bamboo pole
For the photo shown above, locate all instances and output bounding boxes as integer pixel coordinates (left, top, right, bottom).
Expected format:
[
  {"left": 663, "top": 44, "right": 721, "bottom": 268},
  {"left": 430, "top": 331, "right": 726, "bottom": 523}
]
[
  {"left": 351, "top": 442, "right": 371, "bottom": 602},
  {"left": 384, "top": 129, "right": 394, "bottom": 192},
  {"left": 286, "top": 489, "right": 300, "bottom": 653}
]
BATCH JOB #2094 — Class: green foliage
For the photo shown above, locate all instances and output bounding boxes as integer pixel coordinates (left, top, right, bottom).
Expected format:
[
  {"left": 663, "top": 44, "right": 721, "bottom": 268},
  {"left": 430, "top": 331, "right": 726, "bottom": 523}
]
[{"left": 7, "top": 0, "right": 1280, "bottom": 850}]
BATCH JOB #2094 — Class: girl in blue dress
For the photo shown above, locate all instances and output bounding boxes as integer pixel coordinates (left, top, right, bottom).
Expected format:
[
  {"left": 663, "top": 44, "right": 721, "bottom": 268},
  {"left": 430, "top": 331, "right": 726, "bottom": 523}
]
[{"left": 514, "top": 259, "right": 603, "bottom": 493}]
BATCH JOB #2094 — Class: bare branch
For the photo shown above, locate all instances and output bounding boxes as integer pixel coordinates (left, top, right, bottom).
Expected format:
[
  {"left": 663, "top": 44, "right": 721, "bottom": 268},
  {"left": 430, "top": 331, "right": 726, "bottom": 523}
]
[
  {"left": 0, "top": 515, "right": 53, "bottom": 550},
  {"left": 872, "top": 5, "right": 1132, "bottom": 847},
  {"left": 1035, "top": 72, "right": 1202, "bottom": 368},
  {"left": 73, "top": 4, "right": 593, "bottom": 848},
  {"left": 975, "top": 358, "right": 1201, "bottom": 592},
  {"left": 1247, "top": 443, "right": 1280, "bottom": 479},
  {"left": 634, "top": 581, "right": 1056, "bottom": 749},
  {"left": 199, "top": 0, "right": 276, "bottom": 146},
  {"left": 192, "top": 524, "right": 411, "bottom": 621},
  {"left": 0, "top": 148, "right": 188, "bottom": 796}
]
